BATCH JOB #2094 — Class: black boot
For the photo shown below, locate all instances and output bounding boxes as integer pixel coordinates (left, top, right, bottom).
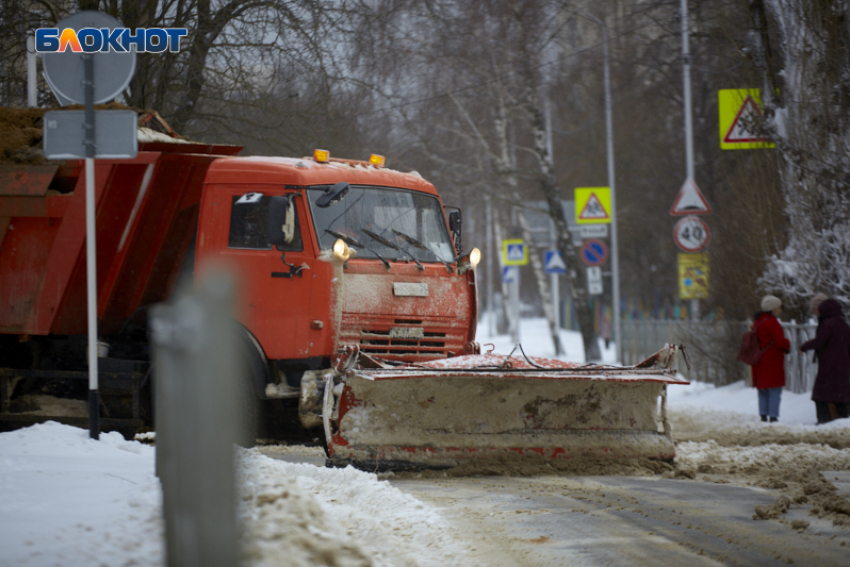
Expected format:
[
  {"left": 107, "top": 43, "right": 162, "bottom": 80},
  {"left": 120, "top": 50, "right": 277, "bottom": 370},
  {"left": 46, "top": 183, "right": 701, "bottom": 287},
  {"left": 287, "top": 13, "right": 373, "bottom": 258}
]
[
  {"left": 761, "top": 415, "right": 767, "bottom": 422},
  {"left": 769, "top": 417, "right": 778, "bottom": 423}
]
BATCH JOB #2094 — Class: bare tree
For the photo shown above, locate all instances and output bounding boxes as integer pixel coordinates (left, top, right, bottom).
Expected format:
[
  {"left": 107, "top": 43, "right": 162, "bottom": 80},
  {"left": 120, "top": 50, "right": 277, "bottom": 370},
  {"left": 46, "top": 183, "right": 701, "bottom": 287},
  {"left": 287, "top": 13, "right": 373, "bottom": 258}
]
[{"left": 2, "top": 1, "right": 353, "bottom": 142}]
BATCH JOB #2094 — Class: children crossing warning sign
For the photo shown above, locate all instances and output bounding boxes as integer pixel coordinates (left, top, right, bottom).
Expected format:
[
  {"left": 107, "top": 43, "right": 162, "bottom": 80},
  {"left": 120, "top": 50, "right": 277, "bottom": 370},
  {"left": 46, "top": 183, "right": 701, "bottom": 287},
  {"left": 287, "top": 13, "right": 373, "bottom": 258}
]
[
  {"left": 574, "top": 187, "right": 611, "bottom": 224},
  {"left": 718, "top": 89, "right": 775, "bottom": 150}
]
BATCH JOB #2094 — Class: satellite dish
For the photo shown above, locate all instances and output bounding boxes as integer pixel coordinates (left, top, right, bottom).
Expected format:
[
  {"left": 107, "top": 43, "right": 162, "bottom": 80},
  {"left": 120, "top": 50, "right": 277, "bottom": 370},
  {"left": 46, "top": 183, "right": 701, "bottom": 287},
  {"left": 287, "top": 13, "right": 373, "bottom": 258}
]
[{"left": 42, "top": 11, "right": 136, "bottom": 105}]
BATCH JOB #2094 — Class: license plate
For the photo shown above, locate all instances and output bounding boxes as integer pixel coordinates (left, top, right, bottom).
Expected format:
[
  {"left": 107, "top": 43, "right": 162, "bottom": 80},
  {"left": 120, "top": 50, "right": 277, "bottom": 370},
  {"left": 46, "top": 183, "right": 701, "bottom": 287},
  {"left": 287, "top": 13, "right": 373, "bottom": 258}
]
[
  {"left": 389, "top": 327, "right": 424, "bottom": 339},
  {"left": 393, "top": 282, "right": 428, "bottom": 297}
]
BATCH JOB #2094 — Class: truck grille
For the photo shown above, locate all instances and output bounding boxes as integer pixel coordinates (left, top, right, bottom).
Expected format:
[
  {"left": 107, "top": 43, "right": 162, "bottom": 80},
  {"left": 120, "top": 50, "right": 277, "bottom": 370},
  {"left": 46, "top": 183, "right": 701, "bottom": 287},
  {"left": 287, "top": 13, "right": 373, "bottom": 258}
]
[{"left": 339, "top": 317, "right": 468, "bottom": 361}]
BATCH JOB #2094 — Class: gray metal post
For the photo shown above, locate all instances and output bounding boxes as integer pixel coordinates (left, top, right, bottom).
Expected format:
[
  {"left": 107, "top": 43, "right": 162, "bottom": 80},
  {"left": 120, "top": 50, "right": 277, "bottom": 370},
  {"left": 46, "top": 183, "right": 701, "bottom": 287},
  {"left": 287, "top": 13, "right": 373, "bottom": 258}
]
[
  {"left": 681, "top": 0, "right": 695, "bottom": 182},
  {"left": 27, "top": 33, "right": 37, "bottom": 107},
  {"left": 510, "top": 207, "right": 521, "bottom": 344},
  {"left": 83, "top": 53, "right": 99, "bottom": 439},
  {"left": 680, "top": 0, "right": 700, "bottom": 321},
  {"left": 545, "top": 99, "right": 561, "bottom": 331},
  {"left": 511, "top": 270, "right": 521, "bottom": 344},
  {"left": 151, "top": 272, "right": 243, "bottom": 567},
  {"left": 582, "top": 12, "right": 622, "bottom": 364},
  {"left": 550, "top": 220, "right": 560, "bottom": 330},
  {"left": 486, "top": 197, "right": 495, "bottom": 336}
]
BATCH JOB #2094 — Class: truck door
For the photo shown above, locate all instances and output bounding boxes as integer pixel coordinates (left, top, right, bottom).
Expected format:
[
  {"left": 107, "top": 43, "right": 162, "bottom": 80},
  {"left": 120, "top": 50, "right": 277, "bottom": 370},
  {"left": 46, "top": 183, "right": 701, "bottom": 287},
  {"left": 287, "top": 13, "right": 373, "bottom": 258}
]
[{"left": 224, "top": 190, "right": 315, "bottom": 360}]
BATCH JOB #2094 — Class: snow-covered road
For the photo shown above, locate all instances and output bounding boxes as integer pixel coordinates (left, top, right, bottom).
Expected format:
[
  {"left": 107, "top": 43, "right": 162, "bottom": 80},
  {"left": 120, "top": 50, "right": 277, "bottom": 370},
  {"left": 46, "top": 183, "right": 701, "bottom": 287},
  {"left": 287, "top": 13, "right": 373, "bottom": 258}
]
[
  {"left": 1, "top": 318, "right": 849, "bottom": 566},
  {"left": 392, "top": 473, "right": 850, "bottom": 567}
]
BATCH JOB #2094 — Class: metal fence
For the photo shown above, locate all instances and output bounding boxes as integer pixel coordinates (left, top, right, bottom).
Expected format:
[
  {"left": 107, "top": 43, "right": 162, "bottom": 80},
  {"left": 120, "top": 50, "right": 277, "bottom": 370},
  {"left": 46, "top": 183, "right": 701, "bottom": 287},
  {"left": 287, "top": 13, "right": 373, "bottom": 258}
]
[{"left": 621, "top": 319, "right": 819, "bottom": 393}]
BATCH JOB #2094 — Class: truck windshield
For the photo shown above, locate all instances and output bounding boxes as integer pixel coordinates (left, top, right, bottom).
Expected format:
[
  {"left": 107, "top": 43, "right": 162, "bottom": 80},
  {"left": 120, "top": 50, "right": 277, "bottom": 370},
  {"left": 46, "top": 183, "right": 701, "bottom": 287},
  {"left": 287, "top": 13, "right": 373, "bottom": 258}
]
[{"left": 308, "top": 186, "right": 456, "bottom": 264}]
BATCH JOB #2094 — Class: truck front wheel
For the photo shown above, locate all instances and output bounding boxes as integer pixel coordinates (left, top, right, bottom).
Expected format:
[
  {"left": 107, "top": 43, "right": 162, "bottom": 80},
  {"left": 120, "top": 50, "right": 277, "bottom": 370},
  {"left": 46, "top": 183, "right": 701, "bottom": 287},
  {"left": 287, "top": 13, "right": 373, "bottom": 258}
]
[{"left": 235, "top": 331, "right": 266, "bottom": 448}]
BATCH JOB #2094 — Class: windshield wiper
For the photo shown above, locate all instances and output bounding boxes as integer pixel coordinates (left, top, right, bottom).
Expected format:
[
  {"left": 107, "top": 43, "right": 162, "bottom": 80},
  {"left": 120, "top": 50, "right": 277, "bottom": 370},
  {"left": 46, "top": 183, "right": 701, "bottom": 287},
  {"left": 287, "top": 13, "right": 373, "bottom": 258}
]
[
  {"left": 362, "top": 229, "right": 424, "bottom": 270},
  {"left": 325, "top": 229, "right": 390, "bottom": 268},
  {"left": 392, "top": 230, "right": 453, "bottom": 273}
]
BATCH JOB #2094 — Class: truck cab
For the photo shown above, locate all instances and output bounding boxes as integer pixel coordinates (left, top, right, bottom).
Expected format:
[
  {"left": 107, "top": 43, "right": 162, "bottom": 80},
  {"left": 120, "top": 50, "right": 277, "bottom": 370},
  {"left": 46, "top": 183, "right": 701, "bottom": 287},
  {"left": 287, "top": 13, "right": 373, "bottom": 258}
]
[{"left": 195, "top": 151, "right": 479, "bottom": 417}]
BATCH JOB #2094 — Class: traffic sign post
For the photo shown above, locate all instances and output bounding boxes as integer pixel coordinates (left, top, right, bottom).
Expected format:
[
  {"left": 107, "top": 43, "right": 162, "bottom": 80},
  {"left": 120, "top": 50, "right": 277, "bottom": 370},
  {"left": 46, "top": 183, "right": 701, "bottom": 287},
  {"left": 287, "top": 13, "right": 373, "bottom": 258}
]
[
  {"left": 501, "top": 238, "right": 524, "bottom": 343},
  {"left": 580, "top": 239, "right": 609, "bottom": 267},
  {"left": 670, "top": 178, "right": 711, "bottom": 215},
  {"left": 580, "top": 225, "right": 608, "bottom": 239},
  {"left": 673, "top": 216, "right": 710, "bottom": 252},
  {"left": 44, "top": 110, "right": 138, "bottom": 158},
  {"left": 41, "top": 12, "right": 136, "bottom": 105},
  {"left": 574, "top": 188, "right": 611, "bottom": 224},
  {"left": 543, "top": 250, "right": 567, "bottom": 275},
  {"left": 678, "top": 253, "right": 709, "bottom": 299},
  {"left": 41, "top": 11, "right": 138, "bottom": 440},
  {"left": 586, "top": 266, "right": 603, "bottom": 295},
  {"left": 502, "top": 239, "right": 528, "bottom": 266},
  {"left": 501, "top": 266, "right": 519, "bottom": 284},
  {"left": 718, "top": 89, "right": 775, "bottom": 150}
]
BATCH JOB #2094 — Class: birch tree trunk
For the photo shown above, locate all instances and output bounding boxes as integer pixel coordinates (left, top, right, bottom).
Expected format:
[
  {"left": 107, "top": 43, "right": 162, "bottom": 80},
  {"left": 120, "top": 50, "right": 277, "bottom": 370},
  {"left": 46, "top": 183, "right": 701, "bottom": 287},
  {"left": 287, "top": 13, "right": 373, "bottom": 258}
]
[
  {"left": 519, "top": 78, "right": 601, "bottom": 361},
  {"left": 492, "top": 93, "right": 564, "bottom": 355},
  {"left": 449, "top": 89, "right": 565, "bottom": 355}
]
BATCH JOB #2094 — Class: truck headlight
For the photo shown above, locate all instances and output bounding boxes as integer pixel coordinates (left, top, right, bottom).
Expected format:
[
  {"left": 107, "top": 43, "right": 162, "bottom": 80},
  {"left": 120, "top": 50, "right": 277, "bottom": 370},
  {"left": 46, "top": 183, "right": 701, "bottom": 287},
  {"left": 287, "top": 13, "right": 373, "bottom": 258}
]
[
  {"left": 469, "top": 248, "right": 481, "bottom": 269},
  {"left": 333, "top": 238, "right": 351, "bottom": 262}
]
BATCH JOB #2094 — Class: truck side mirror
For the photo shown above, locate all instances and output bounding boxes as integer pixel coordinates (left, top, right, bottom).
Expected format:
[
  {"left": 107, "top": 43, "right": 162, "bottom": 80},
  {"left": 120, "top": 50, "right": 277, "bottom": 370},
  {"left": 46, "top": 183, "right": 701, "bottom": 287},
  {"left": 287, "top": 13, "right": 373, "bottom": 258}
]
[
  {"left": 316, "top": 182, "right": 349, "bottom": 208},
  {"left": 447, "top": 208, "right": 462, "bottom": 257},
  {"left": 268, "top": 195, "right": 296, "bottom": 246}
]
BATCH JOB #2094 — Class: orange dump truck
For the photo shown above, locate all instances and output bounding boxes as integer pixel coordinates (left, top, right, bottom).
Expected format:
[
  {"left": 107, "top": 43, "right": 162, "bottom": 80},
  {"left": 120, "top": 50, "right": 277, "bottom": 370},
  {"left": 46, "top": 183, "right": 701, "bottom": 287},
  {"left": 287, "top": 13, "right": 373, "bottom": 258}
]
[{"left": 1, "top": 139, "right": 687, "bottom": 471}]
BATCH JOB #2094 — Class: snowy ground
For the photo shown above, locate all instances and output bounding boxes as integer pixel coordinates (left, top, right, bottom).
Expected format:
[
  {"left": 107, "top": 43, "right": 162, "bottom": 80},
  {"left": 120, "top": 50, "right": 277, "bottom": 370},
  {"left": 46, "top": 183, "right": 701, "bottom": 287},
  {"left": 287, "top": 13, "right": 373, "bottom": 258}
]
[{"left": 1, "top": 317, "right": 849, "bottom": 566}]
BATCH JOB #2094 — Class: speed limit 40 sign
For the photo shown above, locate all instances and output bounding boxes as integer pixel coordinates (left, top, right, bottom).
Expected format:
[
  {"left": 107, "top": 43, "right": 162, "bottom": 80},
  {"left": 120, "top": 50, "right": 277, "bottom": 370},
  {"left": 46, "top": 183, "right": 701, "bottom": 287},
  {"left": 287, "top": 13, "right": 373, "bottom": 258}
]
[{"left": 673, "top": 216, "right": 710, "bottom": 252}]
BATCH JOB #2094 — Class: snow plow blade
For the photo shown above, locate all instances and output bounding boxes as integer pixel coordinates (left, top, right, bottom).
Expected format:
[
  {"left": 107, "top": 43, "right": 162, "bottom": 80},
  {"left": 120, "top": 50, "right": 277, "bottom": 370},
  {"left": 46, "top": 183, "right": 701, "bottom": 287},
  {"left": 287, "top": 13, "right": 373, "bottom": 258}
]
[{"left": 322, "top": 345, "right": 690, "bottom": 473}]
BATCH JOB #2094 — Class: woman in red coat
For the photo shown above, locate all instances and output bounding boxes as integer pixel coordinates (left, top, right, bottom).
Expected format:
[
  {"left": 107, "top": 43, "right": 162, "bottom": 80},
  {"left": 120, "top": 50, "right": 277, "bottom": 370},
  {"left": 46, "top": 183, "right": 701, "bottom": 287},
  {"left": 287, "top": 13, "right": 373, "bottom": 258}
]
[
  {"left": 800, "top": 298, "right": 850, "bottom": 424},
  {"left": 752, "top": 295, "right": 791, "bottom": 422}
]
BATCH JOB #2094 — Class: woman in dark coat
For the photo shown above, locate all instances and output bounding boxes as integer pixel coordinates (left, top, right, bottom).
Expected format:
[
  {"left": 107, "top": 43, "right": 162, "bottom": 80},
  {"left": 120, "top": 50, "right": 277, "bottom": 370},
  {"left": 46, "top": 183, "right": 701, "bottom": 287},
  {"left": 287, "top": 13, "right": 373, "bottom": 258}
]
[
  {"left": 752, "top": 295, "right": 791, "bottom": 422},
  {"left": 801, "top": 298, "right": 850, "bottom": 424}
]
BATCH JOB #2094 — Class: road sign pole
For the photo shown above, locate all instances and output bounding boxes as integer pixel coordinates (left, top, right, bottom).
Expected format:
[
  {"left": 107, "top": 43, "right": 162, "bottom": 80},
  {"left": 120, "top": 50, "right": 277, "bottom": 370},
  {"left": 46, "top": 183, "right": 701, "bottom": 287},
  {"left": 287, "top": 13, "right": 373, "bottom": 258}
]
[
  {"left": 511, "top": 271, "right": 521, "bottom": 344},
  {"left": 599, "top": 16, "right": 622, "bottom": 364},
  {"left": 681, "top": 0, "right": 699, "bottom": 321},
  {"left": 486, "top": 198, "right": 495, "bottom": 336},
  {"left": 40, "top": 12, "right": 138, "bottom": 440},
  {"left": 550, "top": 221, "right": 560, "bottom": 330},
  {"left": 83, "top": 53, "right": 99, "bottom": 440},
  {"left": 681, "top": 0, "right": 695, "bottom": 182},
  {"left": 27, "top": 33, "right": 37, "bottom": 107}
]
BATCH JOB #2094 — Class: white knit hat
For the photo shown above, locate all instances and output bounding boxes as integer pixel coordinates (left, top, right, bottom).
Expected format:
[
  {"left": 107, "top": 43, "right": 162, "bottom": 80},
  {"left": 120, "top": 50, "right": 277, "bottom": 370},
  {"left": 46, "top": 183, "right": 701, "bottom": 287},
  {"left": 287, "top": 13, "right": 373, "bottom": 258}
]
[
  {"left": 810, "top": 293, "right": 829, "bottom": 311},
  {"left": 761, "top": 295, "right": 781, "bottom": 312}
]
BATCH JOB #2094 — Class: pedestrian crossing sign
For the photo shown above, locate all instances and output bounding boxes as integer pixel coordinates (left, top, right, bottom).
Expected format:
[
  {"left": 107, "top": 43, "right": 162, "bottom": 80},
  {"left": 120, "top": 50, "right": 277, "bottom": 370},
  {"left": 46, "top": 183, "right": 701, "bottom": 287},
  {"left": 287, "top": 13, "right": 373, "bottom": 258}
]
[
  {"left": 544, "top": 250, "right": 567, "bottom": 274},
  {"left": 502, "top": 266, "right": 519, "bottom": 284},
  {"left": 502, "top": 239, "right": 528, "bottom": 266},
  {"left": 574, "top": 188, "right": 611, "bottom": 224}
]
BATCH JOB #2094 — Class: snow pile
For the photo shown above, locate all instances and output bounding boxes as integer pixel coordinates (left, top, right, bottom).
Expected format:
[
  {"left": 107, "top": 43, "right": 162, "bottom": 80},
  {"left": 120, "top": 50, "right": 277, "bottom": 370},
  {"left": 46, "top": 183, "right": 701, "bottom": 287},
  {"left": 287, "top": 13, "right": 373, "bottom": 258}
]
[
  {"left": 240, "top": 453, "right": 472, "bottom": 567},
  {"left": 0, "top": 421, "right": 164, "bottom": 567},
  {"left": 664, "top": 380, "right": 850, "bottom": 526},
  {"left": 675, "top": 439, "right": 850, "bottom": 474},
  {"left": 0, "top": 421, "right": 473, "bottom": 567}
]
